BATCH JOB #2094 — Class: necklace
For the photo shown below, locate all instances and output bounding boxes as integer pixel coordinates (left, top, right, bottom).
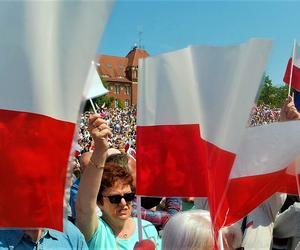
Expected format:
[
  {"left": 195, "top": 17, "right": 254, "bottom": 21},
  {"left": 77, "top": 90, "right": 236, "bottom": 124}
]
[{"left": 121, "top": 233, "right": 128, "bottom": 239}]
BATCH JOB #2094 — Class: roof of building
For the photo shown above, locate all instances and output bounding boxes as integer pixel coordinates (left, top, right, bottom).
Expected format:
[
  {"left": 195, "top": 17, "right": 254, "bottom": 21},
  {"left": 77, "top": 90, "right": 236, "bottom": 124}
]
[
  {"left": 97, "top": 55, "right": 128, "bottom": 79},
  {"left": 126, "top": 47, "right": 149, "bottom": 66},
  {"left": 96, "top": 47, "right": 149, "bottom": 81}
]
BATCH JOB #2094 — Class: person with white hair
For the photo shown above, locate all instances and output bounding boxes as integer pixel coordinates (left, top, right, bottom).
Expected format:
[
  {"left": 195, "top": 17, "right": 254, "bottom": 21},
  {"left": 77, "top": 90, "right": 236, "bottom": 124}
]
[
  {"left": 162, "top": 210, "right": 214, "bottom": 250},
  {"left": 161, "top": 210, "right": 242, "bottom": 250}
]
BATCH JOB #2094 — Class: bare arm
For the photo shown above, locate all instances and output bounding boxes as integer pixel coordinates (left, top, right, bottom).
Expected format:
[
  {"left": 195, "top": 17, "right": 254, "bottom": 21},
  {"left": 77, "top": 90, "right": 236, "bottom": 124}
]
[{"left": 76, "top": 114, "right": 112, "bottom": 241}]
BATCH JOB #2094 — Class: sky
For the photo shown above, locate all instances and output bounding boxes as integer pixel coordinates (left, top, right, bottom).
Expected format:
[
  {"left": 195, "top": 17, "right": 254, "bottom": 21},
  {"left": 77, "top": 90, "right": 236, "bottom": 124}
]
[{"left": 98, "top": 0, "right": 300, "bottom": 86}]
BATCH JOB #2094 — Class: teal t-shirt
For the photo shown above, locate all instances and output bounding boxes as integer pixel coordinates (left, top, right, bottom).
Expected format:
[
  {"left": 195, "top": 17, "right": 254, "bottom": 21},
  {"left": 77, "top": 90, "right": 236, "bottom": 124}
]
[{"left": 87, "top": 217, "right": 161, "bottom": 250}]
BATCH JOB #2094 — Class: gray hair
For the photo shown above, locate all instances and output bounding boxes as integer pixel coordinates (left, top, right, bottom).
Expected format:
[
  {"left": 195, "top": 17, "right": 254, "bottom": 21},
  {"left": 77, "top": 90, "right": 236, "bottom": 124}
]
[{"left": 162, "top": 210, "right": 214, "bottom": 250}]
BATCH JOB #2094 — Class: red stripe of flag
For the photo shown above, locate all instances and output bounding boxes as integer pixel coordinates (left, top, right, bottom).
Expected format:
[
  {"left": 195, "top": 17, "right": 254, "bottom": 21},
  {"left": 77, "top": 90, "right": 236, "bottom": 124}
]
[
  {"left": 136, "top": 124, "right": 235, "bottom": 201},
  {"left": 283, "top": 59, "right": 300, "bottom": 92},
  {"left": 0, "top": 109, "right": 75, "bottom": 229}
]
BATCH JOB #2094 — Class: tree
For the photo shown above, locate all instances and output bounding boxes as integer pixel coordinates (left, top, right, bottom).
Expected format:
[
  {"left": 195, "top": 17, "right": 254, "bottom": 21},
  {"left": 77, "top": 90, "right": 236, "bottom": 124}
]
[
  {"left": 116, "top": 99, "right": 125, "bottom": 108},
  {"left": 94, "top": 95, "right": 114, "bottom": 108},
  {"left": 257, "top": 75, "right": 288, "bottom": 108}
]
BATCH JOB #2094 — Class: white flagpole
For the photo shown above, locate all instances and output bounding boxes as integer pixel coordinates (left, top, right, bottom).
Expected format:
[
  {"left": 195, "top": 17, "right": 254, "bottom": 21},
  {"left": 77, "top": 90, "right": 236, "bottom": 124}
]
[
  {"left": 136, "top": 195, "right": 143, "bottom": 241},
  {"left": 295, "top": 156, "right": 300, "bottom": 200},
  {"left": 288, "top": 39, "right": 296, "bottom": 96},
  {"left": 218, "top": 229, "right": 224, "bottom": 250},
  {"left": 89, "top": 98, "right": 97, "bottom": 113}
]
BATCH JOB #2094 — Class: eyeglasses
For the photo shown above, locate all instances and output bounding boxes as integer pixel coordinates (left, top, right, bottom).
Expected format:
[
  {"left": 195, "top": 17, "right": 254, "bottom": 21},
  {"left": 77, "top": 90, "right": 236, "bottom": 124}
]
[{"left": 103, "top": 192, "right": 135, "bottom": 204}]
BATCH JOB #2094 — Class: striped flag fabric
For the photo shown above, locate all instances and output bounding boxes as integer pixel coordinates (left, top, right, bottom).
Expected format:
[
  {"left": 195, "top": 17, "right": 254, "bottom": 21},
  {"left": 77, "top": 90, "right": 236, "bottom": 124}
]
[
  {"left": 0, "top": 1, "right": 113, "bottom": 231},
  {"left": 283, "top": 42, "right": 300, "bottom": 92},
  {"left": 216, "top": 120, "right": 300, "bottom": 228},
  {"left": 136, "top": 39, "right": 272, "bottom": 231}
]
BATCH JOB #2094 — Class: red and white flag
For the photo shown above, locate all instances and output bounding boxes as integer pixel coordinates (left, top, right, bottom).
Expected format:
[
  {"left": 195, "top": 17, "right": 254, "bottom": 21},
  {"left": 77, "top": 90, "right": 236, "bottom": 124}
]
[
  {"left": 0, "top": 1, "right": 113, "bottom": 231},
  {"left": 283, "top": 42, "right": 300, "bottom": 92},
  {"left": 136, "top": 39, "right": 272, "bottom": 231},
  {"left": 216, "top": 121, "right": 300, "bottom": 228}
]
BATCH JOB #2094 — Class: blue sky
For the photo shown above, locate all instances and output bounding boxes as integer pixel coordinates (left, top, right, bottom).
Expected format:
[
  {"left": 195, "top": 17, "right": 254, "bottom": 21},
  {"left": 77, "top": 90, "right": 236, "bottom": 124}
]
[{"left": 98, "top": 0, "right": 300, "bottom": 86}]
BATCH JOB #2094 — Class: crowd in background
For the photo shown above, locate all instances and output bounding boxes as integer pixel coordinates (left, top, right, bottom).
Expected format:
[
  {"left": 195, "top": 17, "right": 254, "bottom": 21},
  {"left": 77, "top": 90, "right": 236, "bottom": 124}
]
[
  {"left": 77, "top": 104, "right": 280, "bottom": 152},
  {"left": 77, "top": 106, "right": 137, "bottom": 153},
  {"left": 248, "top": 104, "right": 281, "bottom": 127}
]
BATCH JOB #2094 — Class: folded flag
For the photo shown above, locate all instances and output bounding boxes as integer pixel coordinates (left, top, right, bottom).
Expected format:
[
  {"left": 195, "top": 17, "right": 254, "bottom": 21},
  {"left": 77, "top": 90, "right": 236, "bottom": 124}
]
[
  {"left": 136, "top": 39, "right": 272, "bottom": 231},
  {"left": 0, "top": 1, "right": 113, "bottom": 231}
]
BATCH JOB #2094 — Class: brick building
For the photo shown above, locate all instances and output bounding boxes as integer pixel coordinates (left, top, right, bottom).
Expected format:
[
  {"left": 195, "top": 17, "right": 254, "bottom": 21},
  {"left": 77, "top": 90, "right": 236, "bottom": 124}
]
[{"left": 96, "top": 46, "right": 149, "bottom": 107}]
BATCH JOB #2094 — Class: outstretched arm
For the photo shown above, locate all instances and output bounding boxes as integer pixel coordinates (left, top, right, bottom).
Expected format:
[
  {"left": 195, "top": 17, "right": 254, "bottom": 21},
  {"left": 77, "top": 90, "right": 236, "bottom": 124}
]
[{"left": 76, "top": 114, "right": 112, "bottom": 241}]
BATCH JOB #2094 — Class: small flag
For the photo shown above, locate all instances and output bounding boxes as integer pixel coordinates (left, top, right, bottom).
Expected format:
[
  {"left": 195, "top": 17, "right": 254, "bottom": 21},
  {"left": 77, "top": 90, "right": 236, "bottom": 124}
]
[
  {"left": 283, "top": 42, "right": 300, "bottom": 92},
  {"left": 83, "top": 61, "right": 108, "bottom": 100}
]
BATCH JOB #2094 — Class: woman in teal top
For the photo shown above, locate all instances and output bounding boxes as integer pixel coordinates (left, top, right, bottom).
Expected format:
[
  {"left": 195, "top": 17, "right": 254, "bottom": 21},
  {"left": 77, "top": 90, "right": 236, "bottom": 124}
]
[
  {"left": 76, "top": 114, "right": 161, "bottom": 250},
  {"left": 88, "top": 217, "right": 160, "bottom": 249}
]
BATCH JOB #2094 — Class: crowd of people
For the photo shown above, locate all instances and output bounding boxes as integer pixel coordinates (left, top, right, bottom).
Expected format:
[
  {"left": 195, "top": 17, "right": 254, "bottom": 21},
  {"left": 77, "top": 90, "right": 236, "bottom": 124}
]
[
  {"left": 78, "top": 106, "right": 137, "bottom": 153},
  {"left": 1, "top": 98, "right": 300, "bottom": 250},
  {"left": 248, "top": 104, "right": 281, "bottom": 127}
]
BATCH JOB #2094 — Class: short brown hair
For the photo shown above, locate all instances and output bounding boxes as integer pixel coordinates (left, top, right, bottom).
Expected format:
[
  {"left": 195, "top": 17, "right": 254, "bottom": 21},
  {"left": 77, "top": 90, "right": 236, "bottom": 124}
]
[
  {"left": 105, "top": 153, "right": 128, "bottom": 168},
  {"left": 97, "top": 162, "right": 134, "bottom": 205}
]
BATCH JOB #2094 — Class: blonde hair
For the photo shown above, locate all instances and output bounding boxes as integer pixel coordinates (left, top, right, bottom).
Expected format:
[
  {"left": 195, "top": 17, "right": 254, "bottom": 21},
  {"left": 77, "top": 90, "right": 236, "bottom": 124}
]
[{"left": 162, "top": 210, "right": 214, "bottom": 250}]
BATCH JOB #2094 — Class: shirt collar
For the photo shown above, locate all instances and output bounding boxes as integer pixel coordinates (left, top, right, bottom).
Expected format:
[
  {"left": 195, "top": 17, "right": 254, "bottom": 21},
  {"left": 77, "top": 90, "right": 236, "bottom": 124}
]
[
  {"left": 44, "top": 229, "right": 60, "bottom": 240},
  {"left": 22, "top": 229, "right": 59, "bottom": 243}
]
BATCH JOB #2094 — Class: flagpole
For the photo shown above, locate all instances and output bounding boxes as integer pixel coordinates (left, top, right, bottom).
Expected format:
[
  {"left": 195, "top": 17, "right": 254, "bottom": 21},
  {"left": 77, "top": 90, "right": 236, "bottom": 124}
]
[
  {"left": 218, "top": 230, "right": 224, "bottom": 250},
  {"left": 288, "top": 39, "right": 296, "bottom": 96},
  {"left": 296, "top": 156, "right": 300, "bottom": 200},
  {"left": 136, "top": 195, "right": 143, "bottom": 241},
  {"left": 89, "top": 98, "right": 97, "bottom": 113}
]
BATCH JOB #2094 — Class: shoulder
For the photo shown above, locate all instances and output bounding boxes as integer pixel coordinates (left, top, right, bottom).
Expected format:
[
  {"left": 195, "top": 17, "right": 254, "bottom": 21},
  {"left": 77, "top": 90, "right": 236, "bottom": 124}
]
[
  {"left": 95, "top": 217, "right": 118, "bottom": 239},
  {"left": 63, "top": 219, "right": 85, "bottom": 236},
  {"left": 48, "top": 219, "right": 87, "bottom": 249},
  {"left": 87, "top": 218, "right": 115, "bottom": 250},
  {"left": 0, "top": 230, "right": 23, "bottom": 247},
  {"left": 133, "top": 218, "right": 159, "bottom": 236},
  {"left": 133, "top": 217, "right": 155, "bottom": 227}
]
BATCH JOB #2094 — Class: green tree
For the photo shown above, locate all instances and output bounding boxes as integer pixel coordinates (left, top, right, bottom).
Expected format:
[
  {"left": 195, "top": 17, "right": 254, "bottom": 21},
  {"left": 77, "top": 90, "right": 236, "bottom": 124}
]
[
  {"left": 257, "top": 75, "right": 288, "bottom": 108},
  {"left": 95, "top": 95, "right": 114, "bottom": 108},
  {"left": 116, "top": 99, "right": 125, "bottom": 108}
]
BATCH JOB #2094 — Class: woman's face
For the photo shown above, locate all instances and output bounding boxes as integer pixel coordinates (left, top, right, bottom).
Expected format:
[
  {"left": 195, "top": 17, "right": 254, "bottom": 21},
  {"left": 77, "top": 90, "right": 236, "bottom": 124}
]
[{"left": 100, "top": 180, "right": 133, "bottom": 221}]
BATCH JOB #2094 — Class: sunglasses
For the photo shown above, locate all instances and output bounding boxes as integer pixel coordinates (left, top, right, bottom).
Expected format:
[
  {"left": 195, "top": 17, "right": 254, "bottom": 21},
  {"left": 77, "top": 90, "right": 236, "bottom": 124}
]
[{"left": 103, "top": 192, "right": 135, "bottom": 204}]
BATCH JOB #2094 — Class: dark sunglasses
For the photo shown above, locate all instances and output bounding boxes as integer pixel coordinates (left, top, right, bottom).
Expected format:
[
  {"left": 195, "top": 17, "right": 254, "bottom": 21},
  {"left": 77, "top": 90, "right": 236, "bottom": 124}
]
[{"left": 103, "top": 192, "right": 135, "bottom": 204}]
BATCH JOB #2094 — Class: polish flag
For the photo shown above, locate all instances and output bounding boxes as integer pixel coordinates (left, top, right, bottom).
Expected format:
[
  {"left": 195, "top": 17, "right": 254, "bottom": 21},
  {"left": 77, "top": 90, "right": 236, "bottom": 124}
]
[
  {"left": 136, "top": 39, "right": 272, "bottom": 231},
  {"left": 283, "top": 42, "right": 300, "bottom": 92},
  {"left": 216, "top": 121, "right": 300, "bottom": 228},
  {"left": 0, "top": 1, "right": 113, "bottom": 231}
]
